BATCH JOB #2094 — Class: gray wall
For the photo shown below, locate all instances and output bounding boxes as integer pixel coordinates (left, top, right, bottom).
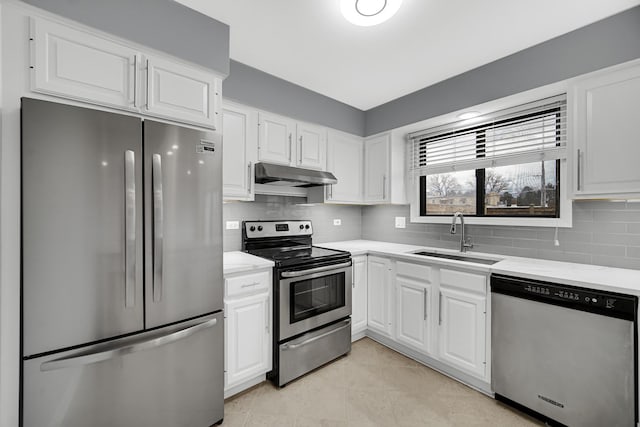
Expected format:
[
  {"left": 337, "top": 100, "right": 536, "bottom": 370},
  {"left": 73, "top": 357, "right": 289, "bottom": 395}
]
[
  {"left": 223, "top": 195, "right": 363, "bottom": 251},
  {"left": 365, "top": 6, "right": 640, "bottom": 136},
  {"left": 361, "top": 202, "right": 640, "bottom": 270},
  {"left": 223, "top": 61, "right": 366, "bottom": 136},
  {"left": 21, "top": 0, "right": 230, "bottom": 76}
]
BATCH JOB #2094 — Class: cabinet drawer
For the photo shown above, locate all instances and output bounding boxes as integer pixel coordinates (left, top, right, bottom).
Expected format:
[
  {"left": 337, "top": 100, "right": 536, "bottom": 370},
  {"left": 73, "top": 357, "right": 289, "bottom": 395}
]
[
  {"left": 396, "top": 261, "right": 433, "bottom": 282},
  {"left": 440, "top": 269, "right": 486, "bottom": 294},
  {"left": 226, "top": 271, "right": 270, "bottom": 298}
]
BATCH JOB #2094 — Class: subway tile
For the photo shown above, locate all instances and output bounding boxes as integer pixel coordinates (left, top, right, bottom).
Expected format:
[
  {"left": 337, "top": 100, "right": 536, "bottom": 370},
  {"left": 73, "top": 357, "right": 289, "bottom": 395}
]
[
  {"left": 557, "top": 230, "right": 592, "bottom": 243},
  {"left": 536, "top": 250, "right": 592, "bottom": 264},
  {"left": 628, "top": 223, "right": 640, "bottom": 234},
  {"left": 473, "top": 236, "right": 513, "bottom": 247},
  {"left": 591, "top": 233, "right": 640, "bottom": 246},
  {"left": 588, "top": 201, "right": 632, "bottom": 210},
  {"left": 593, "top": 210, "right": 640, "bottom": 223},
  {"left": 511, "top": 238, "right": 559, "bottom": 250},
  {"left": 493, "top": 227, "right": 538, "bottom": 240},
  {"left": 627, "top": 247, "right": 640, "bottom": 259},
  {"left": 591, "top": 256, "right": 640, "bottom": 270}
]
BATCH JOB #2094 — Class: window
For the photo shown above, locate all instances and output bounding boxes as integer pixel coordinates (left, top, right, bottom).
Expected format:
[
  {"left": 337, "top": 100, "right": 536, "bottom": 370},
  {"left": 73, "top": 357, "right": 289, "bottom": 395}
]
[{"left": 410, "top": 95, "right": 567, "bottom": 223}]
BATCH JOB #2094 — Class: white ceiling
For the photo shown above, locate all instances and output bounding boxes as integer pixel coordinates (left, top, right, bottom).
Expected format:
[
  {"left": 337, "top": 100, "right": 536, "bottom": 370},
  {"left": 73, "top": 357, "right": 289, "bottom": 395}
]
[{"left": 175, "top": 0, "right": 640, "bottom": 110}]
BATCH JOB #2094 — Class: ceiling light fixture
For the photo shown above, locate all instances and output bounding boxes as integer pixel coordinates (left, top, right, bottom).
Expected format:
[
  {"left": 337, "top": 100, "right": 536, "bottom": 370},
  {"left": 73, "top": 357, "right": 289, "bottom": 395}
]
[
  {"left": 341, "top": 0, "right": 403, "bottom": 27},
  {"left": 457, "top": 111, "right": 481, "bottom": 120}
]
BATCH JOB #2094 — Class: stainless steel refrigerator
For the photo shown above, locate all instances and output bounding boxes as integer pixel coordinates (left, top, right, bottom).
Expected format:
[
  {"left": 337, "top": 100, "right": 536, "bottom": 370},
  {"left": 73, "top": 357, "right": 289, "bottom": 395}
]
[{"left": 21, "top": 98, "right": 224, "bottom": 427}]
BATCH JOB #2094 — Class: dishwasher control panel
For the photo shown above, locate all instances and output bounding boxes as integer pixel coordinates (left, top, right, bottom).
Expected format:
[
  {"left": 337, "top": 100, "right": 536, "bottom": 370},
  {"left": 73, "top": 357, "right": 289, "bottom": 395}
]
[{"left": 492, "top": 274, "right": 637, "bottom": 321}]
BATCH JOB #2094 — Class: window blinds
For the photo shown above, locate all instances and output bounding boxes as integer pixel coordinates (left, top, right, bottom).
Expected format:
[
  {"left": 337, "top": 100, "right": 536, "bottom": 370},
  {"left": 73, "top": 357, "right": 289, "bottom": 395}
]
[{"left": 409, "top": 95, "right": 567, "bottom": 175}]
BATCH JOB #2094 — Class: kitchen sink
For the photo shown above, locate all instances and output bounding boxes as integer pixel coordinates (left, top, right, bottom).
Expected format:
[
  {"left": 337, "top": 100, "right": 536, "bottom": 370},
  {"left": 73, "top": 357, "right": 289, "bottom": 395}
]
[{"left": 412, "top": 251, "right": 501, "bottom": 265}]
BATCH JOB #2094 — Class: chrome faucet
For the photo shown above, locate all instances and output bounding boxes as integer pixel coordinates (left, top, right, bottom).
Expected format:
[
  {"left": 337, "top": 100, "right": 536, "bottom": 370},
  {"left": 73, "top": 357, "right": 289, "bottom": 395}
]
[{"left": 450, "top": 212, "right": 473, "bottom": 253}]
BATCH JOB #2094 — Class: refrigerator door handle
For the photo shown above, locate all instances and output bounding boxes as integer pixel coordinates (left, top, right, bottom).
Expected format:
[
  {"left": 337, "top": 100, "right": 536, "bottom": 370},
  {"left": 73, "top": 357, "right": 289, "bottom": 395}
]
[
  {"left": 124, "top": 150, "right": 136, "bottom": 308},
  {"left": 152, "top": 154, "right": 164, "bottom": 303},
  {"left": 40, "top": 317, "right": 218, "bottom": 372}
]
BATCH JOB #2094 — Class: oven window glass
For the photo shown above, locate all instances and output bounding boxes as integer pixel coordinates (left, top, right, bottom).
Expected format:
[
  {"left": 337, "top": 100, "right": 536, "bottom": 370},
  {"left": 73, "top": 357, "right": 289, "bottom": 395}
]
[{"left": 290, "top": 272, "right": 346, "bottom": 323}]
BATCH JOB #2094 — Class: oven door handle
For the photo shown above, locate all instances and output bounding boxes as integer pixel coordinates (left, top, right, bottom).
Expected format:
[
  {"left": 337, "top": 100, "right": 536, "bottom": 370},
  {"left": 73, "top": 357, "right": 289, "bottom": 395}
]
[
  {"left": 280, "top": 261, "right": 352, "bottom": 278},
  {"left": 281, "top": 319, "right": 351, "bottom": 350}
]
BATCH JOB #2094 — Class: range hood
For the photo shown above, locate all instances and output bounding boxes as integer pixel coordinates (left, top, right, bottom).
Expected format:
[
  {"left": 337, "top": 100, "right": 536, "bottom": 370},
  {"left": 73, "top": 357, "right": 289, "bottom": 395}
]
[{"left": 254, "top": 162, "right": 337, "bottom": 187}]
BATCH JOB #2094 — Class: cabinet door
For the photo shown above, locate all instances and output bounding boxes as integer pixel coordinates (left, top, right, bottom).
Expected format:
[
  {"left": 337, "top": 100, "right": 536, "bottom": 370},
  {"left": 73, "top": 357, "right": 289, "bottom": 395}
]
[
  {"left": 296, "top": 123, "right": 326, "bottom": 170},
  {"left": 146, "top": 55, "right": 221, "bottom": 129},
  {"left": 327, "top": 132, "right": 364, "bottom": 203},
  {"left": 364, "top": 134, "right": 390, "bottom": 202},
  {"left": 572, "top": 63, "right": 640, "bottom": 198},
  {"left": 438, "top": 286, "right": 486, "bottom": 379},
  {"left": 258, "top": 112, "right": 295, "bottom": 165},
  {"left": 31, "top": 17, "right": 138, "bottom": 110},
  {"left": 225, "top": 293, "right": 271, "bottom": 389},
  {"left": 396, "top": 276, "right": 431, "bottom": 354},
  {"left": 223, "top": 102, "right": 256, "bottom": 200},
  {"left": 367, "top": 256, "right": 392, "bottom": 336},
  {"left": 351, "top": 256, "right": 368, "bottom": 335}
]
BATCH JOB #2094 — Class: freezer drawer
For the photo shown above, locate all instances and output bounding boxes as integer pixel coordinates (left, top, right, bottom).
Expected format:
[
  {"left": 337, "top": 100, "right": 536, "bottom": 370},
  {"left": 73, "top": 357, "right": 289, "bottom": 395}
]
[{"left": 22, "top": 312, "right": 224, "bottom": 427}]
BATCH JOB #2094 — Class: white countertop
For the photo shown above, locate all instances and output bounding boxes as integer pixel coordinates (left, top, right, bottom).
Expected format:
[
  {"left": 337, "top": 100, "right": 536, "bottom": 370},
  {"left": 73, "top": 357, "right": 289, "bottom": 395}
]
[
  {"left": 317, "top": 240, "right": 640, "bottom": 295},
  {"left": 223, "top": 251, "right": 274, "bottom": 276}
]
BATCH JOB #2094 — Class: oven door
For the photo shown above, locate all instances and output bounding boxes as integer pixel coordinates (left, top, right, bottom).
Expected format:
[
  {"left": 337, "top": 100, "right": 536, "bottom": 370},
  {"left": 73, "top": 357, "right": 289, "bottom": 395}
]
[{"left": 278, "top": 261, "right": 352, "bottom": 341}]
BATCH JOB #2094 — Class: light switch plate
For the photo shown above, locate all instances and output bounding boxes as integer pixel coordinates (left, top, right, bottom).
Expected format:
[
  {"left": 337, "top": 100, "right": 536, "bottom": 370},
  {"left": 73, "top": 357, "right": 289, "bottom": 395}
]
[
  {"left": 226, "top": 221, "right": 239, "bottom": 230},
  {"left": 333, "top": 219, "right": 342, "bottom": 226},
  {"left": 395, "top": 216, "right": 406, "bottom": 228}
]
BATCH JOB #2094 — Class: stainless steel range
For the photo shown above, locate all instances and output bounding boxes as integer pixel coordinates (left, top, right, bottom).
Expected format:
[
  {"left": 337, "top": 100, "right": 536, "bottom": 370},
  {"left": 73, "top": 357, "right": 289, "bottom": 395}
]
[{"left": 242, "top": 220, "right": 352, "bottom": 386}]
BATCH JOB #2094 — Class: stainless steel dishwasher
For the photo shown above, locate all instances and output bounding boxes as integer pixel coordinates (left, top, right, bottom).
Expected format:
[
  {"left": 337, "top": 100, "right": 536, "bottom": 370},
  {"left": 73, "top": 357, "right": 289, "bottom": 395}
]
[{"left": 492, "top": 274, "right": 637, "bottom": 427}]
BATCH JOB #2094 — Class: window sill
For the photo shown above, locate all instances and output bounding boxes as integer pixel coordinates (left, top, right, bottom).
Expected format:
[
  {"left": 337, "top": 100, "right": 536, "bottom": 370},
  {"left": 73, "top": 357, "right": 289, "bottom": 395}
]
[{"left": 409, "top": 215, "right": 572, "bottom": 227}]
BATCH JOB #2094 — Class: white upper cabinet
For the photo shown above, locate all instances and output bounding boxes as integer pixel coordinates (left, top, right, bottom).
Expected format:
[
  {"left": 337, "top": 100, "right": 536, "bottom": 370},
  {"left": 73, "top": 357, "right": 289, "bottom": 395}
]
[
  {"left": 257, "top": 112, "right": 327, "bottom": 170},
  {"left": 296, "top": 122, "right": 326, "bottom": 170},
  {"left": 30, "top": 17, "right": 138, "bottom": 110},
  {"left": 570, "top": 61, "right": 640, "bottom": 199},
  {"left": 145, "top": 55, "right": 221, "bottom": 129},
  {"left": 222, "top": 101, "right": 257, "bottom": 201},
  {"left": 327, "top": 131, "right": 364, "bottom": 203},
  {"left": 364, "top": 133, "right": 391, "bottom": 203},
  {"left": 258, "top": 112, "right": 296, "bottom": 165},
  {"left": 30, "top": 16, "right": 222, "bottom": 130}
]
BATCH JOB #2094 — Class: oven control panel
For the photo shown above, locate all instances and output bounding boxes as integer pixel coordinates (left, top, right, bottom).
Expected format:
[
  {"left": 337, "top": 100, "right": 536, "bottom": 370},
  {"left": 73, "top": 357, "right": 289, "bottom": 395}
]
[{"left": 243, "top": 220, "right": 312, "bottom": 238}]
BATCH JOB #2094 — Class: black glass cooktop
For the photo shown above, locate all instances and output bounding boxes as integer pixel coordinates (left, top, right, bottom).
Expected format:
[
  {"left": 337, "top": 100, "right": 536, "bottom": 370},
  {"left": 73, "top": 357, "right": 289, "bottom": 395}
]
[{"left": 247, "top": 244, "right": 350, "bottom": 269}]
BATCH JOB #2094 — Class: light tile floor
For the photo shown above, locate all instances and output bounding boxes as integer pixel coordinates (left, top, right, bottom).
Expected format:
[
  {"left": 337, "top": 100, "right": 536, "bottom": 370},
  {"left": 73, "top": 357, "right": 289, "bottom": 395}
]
[{"left": 223, "top": 337, "right": 542, "bottom": 426}]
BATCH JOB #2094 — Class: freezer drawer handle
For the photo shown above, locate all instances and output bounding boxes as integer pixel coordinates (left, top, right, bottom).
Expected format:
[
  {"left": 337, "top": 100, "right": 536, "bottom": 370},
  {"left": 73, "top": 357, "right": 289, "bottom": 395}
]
[
  {"left": 281, "top": 261, "right": 352, "bottom": 278},
  {"left": 281, "top": 319, "right": 350, "bottom": 351},
  {"left": 124, "top": 150, "right": 137, "bottom": 308},
  {"left": 40, "top": 317, "right": 218, "bottom": 372},
  {"left": 152, "top": 154, "right": 164, "bottom": 302}
]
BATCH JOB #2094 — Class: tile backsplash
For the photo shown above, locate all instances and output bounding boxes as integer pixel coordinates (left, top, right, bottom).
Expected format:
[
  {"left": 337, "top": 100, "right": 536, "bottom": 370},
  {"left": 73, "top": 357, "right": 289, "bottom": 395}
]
[
  {"left": 223, "top": 195, "right": 362, "bottom": 251},
  {"left": 224, "top": 197, "right": 639, "bottom": 270},
  {"left": 361, "top": 201, "right": 640, "bottom": 270}
]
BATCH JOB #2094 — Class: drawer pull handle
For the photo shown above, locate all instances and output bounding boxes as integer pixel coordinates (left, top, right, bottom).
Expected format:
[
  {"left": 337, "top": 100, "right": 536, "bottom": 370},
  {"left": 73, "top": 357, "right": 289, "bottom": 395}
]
[{"left": 241, "top": 282, "right": 261, "bottom": 288}]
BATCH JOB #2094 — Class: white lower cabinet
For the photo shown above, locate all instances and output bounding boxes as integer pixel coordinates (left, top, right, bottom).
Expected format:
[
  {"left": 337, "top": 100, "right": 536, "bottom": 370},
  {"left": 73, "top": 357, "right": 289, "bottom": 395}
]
[
  {"left": 224, "top": 269, "right": 272, "bottom": 397},
  {"left": 366, "top": 256, "right": 393, "bottom": 337},
  {"left": 395, "top": 262, "right": 433, "bottom": 355},
  {"left": 438, "top": 269, "right": 488, "bottom": 380},
  {"left": 361, "top": 255, "right": 490, "bottom": 387},
  {"left": 351, "top": 256, "right": 368, "bottom": 336}
]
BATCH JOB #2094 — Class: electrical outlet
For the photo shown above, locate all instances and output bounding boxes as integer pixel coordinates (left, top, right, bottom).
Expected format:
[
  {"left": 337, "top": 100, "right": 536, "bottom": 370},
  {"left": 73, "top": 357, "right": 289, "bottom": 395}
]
[
  {"left": 333, "top": 219, "right": 342, "bottom": 226},
  {"left": 395, "top": 217, "right": 406, "bottom": 229},
  {"left": 226, "top": 221, "right": 239, "bottom": 230}
]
